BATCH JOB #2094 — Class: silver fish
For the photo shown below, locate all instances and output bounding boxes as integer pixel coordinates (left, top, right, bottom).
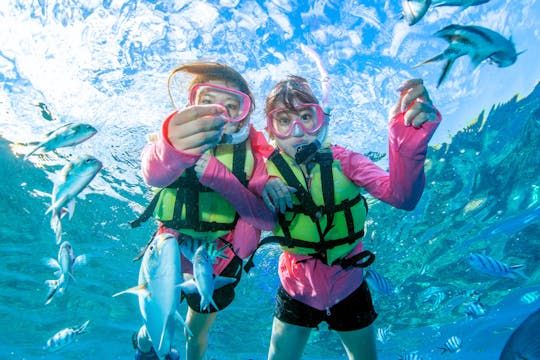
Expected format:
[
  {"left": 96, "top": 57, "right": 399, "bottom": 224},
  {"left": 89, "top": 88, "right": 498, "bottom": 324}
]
[
  {"left": 415, "top": 24, "right": 522, "bottom": 87},
  {"left": 113, "top": 233, "right": 191, "bottom": 357},
  {"left": 467, "top": 253, "right": 528, "bottom": 279},
  {"left": 401, "top": 0, "right": 431, "bottom": 26},
  {"left": 44, "top": 320, "right": 89, "bottom": 352},
  {"left": 24, "top": 123, "right": 97, "bottom": 160},
  {"left": 439, "top": 335, "right": 462, "bottom": 353},
  {"left": 365, "top": 269, "right": 395, "bottom": 296},
  {"left": 179, "top": 244, "right": 236, "bottom": 312},
  {"left": 46, "top": 155, "right": 102, "bottom": 244},
  {"left": 431, "top": 0, "right": 490, "bottom": 8},
  {"left": 44, "top": 241, "right": 86, "bottom": 305},
  {"left": 179, "top": 237, "right": 228, "bottom": 263},
  {"left": 500, "top": 307, "right": 540, "bottom": 359}
]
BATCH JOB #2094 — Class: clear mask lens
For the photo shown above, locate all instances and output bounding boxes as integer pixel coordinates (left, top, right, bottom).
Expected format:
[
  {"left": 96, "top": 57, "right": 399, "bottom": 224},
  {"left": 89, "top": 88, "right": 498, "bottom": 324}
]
[
  {"left": 189, "top": 83, "right": 251, "bottom": 123},
  {"left": 267, "top": 104, "right": 325, "bottom": 138}
]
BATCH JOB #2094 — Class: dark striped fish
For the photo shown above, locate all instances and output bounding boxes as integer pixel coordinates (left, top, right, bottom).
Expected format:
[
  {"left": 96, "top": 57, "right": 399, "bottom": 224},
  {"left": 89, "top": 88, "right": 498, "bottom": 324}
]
[
  {"left": 399, "top": 353, "right": 423, "bottom": 360},
  {"left": 464, "top": 301, "right": 487, "bottom": 318},
  {"left": 365, "top": 269, "right": 395, "bottom": 296},
  {"left": 439, "top": 335, "right": 462, "bottom": 353},
  {"left": 467, "top": 253, "right": 528, "bottom": 279},
  {"left": 44, "top": 320, "right": 89, "bottom": 351}
]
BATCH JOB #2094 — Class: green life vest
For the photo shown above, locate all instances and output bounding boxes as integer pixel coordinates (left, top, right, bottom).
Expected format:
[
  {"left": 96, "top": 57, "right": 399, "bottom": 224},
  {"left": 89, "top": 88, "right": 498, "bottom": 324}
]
[
  {"left": 131, "top": 141, "right": 254, "bottom": 241},
  {"left": 266, "top": 148, "right": 368, "bottom": 265}
]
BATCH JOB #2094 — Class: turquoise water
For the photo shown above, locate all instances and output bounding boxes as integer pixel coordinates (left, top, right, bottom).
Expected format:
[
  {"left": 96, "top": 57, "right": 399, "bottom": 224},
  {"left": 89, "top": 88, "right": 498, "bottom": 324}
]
[{"left": 1, "top": 1, "right": 540, "bottom": 359}]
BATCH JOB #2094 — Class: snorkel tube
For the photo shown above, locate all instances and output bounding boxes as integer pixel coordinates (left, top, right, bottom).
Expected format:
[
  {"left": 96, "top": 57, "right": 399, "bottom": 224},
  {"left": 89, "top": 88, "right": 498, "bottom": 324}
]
[
  {"left": 220, "top": 121, "right": 250, "bottom": 144},
  {"left": 295, "top": 45, "right": 331, "bottom": 164}
]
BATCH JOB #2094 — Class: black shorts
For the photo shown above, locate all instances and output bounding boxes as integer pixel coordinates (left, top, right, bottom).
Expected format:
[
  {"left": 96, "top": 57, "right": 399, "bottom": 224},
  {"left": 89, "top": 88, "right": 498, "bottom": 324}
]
[
  {"left": 274, "top": 280, "right": 377, "bottom": 331},
  {"left": 184, "top": 255, "right": 243, "bottom": 313}
]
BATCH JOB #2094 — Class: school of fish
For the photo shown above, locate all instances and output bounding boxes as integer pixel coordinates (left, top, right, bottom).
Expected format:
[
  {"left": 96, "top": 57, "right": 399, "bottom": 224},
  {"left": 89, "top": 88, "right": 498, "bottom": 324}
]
[{"left": 21, "top": 119, "right": 101, "bottom": 351}]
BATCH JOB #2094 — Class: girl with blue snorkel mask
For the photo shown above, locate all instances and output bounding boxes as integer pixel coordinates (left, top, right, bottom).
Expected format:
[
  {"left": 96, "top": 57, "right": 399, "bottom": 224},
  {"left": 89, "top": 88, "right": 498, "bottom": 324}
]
[
  {"left": 261, "top": 75, "right": 441, "bottom": 360},
  {"left": 130, "top": 62, "right": 275, "bottom": 360}
]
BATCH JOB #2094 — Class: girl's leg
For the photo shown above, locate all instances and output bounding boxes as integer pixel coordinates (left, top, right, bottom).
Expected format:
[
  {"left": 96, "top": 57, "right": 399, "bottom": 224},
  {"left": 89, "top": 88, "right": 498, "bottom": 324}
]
[
  {"left": 267, "top": 317, "right": 312, "bottom": 360},
  {"left": 337, "top": 324, "right": 378, "bottom": 360},
  {"left": 184, "top": 307, "right": 218, "bottom": 360}
]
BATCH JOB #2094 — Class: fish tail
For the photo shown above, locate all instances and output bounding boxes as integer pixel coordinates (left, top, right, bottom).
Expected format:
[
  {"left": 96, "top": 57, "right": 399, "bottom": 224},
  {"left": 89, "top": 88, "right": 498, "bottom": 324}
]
[
  {"left": 511, "top": 265, "right": 529, "bottom": 280},
  {"left": 50, "top": 213, "right": 63, "bottom": 245},
  {"left": 75, "top": 320, "right": 90, "bottom": 335},
  {"left": 437, "top": 59, "right": 455, "bottom": 87},
  {"left": 175, "top": 311, "right": 193, "bottom": 337},
  {"left": 44, "top": 279, "right": 60, "bottom": 305}
]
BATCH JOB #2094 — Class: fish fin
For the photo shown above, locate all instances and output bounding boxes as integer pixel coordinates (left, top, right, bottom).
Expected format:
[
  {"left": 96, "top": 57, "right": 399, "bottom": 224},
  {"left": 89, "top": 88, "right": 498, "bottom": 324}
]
[
  {"left": 49, "top": 213, "right": 63, "bottom": 245},
  {"left": 44, "top": 278, "right": 62, "bottom": 305},
  {"left": 112, "top": 283, "right": 149, "bottom": 298},
  {"left": 178, "top": 280, "right": 198, "bottom": 294},
  {"left": 43, "top": 257, "right": 61, "bottom": 270},
  {"left": 67, "top": 272, "right": 77, "bottom": 283},
  {"left": 74, "top": 254, "right": 87, "bottom": 267},
  {"left": 510, "top": 265, "right": 529, "bottom": 280},
  {"left": 437, "top": 59, "right": 455, "bottom": 87},
  {"left": 175, "top": 311, "right": 193, "bottom": 337},
  {"left": 75, "top": 320, "right": 90, "bottom": 335},
  {"left": 23, "top": 145, "right": 43, "bottom": 160},
  {"left": 66, "top": 200, "right": 76, "bottom": 220},
  {"left": 209, "top": 297, "right": 219, "bottom": 311},
  {"left": 213, "top": 276, "right": 237, "bottom": 290},
  {"left": 413, "top": 53, "right": 446, "bottom": 68},
  {"left": 158, "top": 315, "right": 175, "bottom": 354}
]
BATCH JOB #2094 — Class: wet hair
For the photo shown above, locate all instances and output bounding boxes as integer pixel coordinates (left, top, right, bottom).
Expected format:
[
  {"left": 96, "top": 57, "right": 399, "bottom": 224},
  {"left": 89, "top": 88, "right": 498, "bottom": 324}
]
[
  {"left": 265, "top": 75, "right": 319, "bottom": 117},
  {"left": 167, "top": 61, "right": 255, "bottom": 113}
]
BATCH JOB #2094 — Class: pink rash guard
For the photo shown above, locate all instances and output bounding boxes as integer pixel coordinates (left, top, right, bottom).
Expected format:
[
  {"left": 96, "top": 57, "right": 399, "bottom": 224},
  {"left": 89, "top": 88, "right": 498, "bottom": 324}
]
[
  {"left": 276, "top": 111, "right": 441, "bottom": 311},
  {"left": 141, "top": 111, "right": 276, "bottom": 275}
]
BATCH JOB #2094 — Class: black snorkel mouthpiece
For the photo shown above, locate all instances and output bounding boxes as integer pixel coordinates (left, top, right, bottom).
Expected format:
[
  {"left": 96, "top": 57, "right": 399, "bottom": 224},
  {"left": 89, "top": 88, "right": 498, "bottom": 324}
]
[{"left": 295, "top": 140, "right": 321, "bottom": 164}]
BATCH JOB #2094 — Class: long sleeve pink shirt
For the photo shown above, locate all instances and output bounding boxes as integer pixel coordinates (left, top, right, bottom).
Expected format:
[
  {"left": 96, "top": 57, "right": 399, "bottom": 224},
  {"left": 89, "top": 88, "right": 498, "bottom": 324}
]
[
  {"left": 278, "top": 111, "right": 441, "bottom": 311},
  {"left": 141, "top": 111, "right": 276, "bottom": 274}
]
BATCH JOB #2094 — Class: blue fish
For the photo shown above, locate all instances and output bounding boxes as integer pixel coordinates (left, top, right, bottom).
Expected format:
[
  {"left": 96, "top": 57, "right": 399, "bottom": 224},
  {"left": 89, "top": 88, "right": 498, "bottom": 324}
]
[
  {"left": 415, "top": 24, "right": 523, "bottom": 87},
  {"left": 467, "top": 253, "right": 528, "bottom": 280},
  {"left": 500, "top": 307, "right": 540, "bottom": 359},
  {"left": 439, "top": 335, "right": 462, "bottom": 353},
  {"left": 365, "top": 269, "right": 395, "bottom": 296}
]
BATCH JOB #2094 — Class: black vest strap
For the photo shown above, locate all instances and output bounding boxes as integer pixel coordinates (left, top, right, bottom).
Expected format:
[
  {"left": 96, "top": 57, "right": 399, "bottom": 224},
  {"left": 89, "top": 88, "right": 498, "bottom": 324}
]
[
  {"left": 269, "top": 150, "right": 321, "bottom": 219},
  {"left": 130, "top": 142, "right": 248, "bottom": 230}
]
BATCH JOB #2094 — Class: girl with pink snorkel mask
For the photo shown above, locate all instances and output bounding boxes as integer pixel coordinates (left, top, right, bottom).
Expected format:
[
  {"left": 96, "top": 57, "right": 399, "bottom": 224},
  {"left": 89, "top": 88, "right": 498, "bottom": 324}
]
[
  {"left": 261, "top": 75, "right": 441, "bottom": 360},
  {"left": 130, "top": 62, "right": 275, "bottom": 360}
]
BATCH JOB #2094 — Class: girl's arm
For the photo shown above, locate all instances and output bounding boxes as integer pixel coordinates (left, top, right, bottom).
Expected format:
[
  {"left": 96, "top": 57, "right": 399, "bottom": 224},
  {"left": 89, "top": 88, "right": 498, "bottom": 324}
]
[
  {"left": 334, "top": 110, "right": 441, "bottom": 210},
  {"left": 141, "top": 112, "right": 201, "bottom": 187},
  {"left": 198, "top": 127, "right": 276, "bottom": 231}
]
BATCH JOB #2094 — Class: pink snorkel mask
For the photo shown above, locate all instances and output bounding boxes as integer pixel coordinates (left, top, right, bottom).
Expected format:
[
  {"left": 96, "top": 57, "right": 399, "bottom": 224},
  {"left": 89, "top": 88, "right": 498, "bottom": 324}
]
[
  {"left": 189, "top": 83, "right": 252, "bottom": 123},
  {"left": 266, "top": 103, "right": 326, "bottom": 139}
]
